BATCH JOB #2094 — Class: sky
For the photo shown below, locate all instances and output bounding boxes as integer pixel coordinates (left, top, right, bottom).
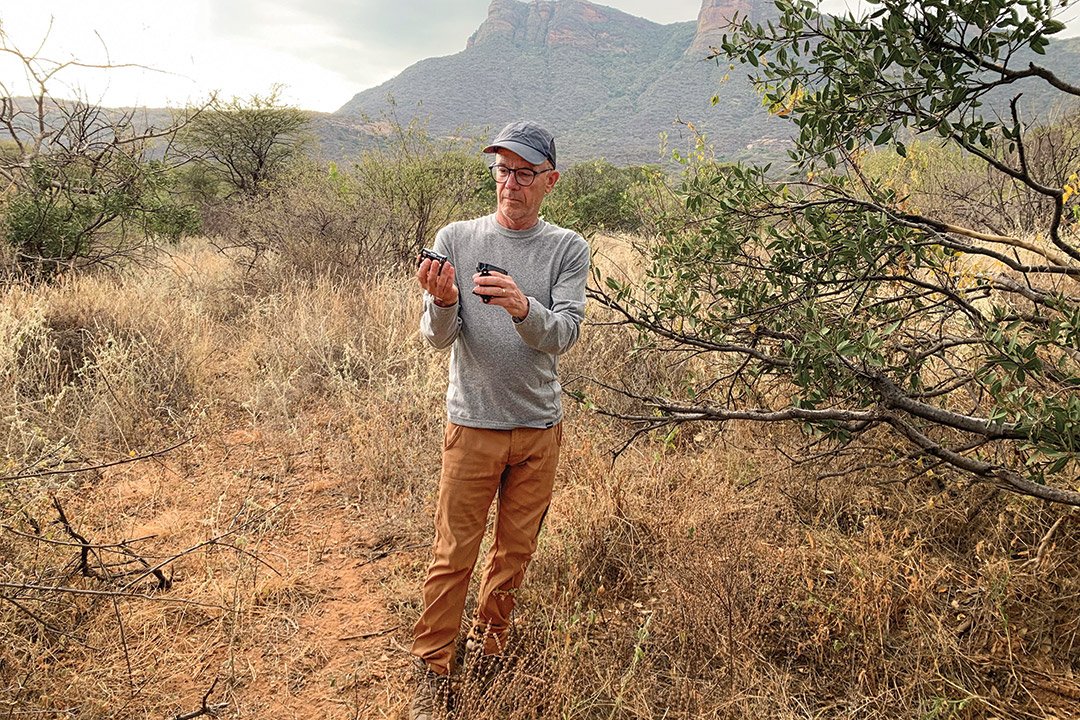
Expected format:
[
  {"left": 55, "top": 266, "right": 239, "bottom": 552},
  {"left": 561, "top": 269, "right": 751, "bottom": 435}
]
[{"left": 1, "top": 1, "right": 1079, "bottom": 113}]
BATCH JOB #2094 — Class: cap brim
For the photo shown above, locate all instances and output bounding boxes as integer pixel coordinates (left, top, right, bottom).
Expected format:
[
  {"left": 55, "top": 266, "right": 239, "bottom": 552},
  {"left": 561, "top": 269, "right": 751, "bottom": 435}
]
[{"left": 483, "top": 140, "right": 549, "bottom": 166}]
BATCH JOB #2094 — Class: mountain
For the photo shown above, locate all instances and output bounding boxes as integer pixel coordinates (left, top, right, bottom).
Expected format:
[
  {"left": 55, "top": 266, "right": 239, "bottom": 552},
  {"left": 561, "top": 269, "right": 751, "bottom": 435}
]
[
  {"left": 332, "top": 0, "right": 1080, "bottom": 167},
  {"left": 334, "top": 0, "right": 792, "bottom": 166},
  {"left": 17, "top": 1, "right": 1080, "bottom": 170}
]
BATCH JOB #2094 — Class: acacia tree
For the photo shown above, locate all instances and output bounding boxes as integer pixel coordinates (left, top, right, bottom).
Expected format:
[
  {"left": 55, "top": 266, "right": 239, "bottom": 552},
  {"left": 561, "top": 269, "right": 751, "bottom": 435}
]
[
  {"left": 588, "top": 0, "right": 1080, "bottom": 505},
  {"left": 176, "top": 86, "right": 311, "bottom": 198},
  {"left": 0, "top": 27, "right": 202, "bottom": 276}
]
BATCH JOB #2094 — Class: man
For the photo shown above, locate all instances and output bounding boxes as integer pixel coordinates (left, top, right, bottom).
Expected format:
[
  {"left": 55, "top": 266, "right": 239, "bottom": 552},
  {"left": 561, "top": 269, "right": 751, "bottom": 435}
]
[{"left": 409, "top": 120, "right": 589, "bottom": 718}]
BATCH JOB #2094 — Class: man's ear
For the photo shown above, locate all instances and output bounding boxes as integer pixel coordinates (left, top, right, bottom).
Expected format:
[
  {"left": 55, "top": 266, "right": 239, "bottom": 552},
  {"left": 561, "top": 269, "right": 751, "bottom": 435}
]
[{"left": 545, "top": 170, "right": 560, "bottom": 193}]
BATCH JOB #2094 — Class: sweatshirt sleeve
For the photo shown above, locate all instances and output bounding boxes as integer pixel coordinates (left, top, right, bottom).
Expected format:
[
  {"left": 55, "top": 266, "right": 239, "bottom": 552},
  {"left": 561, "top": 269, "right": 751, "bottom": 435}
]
[
  {"left": 513, "top": 234, "right": 589, "bottom": 355},
  {"left": 420, "top": 230, "right": 461, "bottom": 349}
]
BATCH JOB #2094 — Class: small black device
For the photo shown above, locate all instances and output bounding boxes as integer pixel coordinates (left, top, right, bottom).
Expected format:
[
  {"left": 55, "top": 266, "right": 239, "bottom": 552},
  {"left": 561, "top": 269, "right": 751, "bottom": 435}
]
[
  {"left": 418, "top": 248, "right": 449, "bottom": 273},
  {"left": 475, "top": 261, "right": 507, "bottom": 303}
]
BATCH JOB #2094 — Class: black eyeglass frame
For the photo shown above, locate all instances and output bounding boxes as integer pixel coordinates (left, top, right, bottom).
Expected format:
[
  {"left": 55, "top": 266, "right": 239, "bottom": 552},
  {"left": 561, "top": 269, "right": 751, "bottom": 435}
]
[{"left": 489, "top": 164, "right": 553, "bottom": 187}]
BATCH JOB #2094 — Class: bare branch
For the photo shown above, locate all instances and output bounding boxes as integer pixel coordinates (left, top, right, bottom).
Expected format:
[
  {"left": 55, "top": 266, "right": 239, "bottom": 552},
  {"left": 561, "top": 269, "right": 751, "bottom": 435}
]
[
  {"left": 600, "top": 400, "right": 881, "bottom": 427},
  {"left": 0, "top": 582, "right": 228, "bottom": 610},
  {"left": 0, "top": 595, "right": 95, "bottom": 647},
  {"left": 119, "top": 501, "right": 285, "bottom": 591},
  {"left": 0, "top": 526, "right": 158, "bottom": 549},
  {"left": 0, "top": 437, "right": 193, "bottom": 482}
]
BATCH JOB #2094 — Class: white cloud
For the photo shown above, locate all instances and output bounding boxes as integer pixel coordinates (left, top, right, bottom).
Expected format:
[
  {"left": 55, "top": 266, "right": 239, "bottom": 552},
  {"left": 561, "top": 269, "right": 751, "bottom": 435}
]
[
  {"left": 1, "top": 0, "right": 366, "bottom": 110},
  {"left": 2, "top": 0, "right": 1078, "bottom": 112}
]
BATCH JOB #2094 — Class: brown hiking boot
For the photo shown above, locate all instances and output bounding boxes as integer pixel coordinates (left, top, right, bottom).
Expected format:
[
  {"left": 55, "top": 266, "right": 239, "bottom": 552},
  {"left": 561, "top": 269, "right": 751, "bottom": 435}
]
[{"left": 408, "top": 658, "right": 452, "bottom": 720}]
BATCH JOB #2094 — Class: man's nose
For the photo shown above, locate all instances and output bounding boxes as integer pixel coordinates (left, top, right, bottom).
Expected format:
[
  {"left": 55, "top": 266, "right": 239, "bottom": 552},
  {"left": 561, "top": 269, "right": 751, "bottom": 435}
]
[{"left": 504, "top": 170, "right": 523, "bottom": 189}]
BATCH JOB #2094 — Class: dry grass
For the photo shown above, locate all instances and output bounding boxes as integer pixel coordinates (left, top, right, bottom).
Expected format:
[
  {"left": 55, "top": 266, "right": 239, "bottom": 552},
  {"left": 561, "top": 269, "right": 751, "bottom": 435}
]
[{"left": 0, "top": 238, "right": 1077, "bottom": 719}]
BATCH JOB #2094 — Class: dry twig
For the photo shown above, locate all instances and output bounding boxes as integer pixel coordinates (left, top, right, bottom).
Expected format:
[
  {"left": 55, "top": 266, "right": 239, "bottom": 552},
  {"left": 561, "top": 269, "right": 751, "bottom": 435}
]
[
  {"left": 172, "top": 678, "right": 228, "bottom": 720},
  {"left": 0, "top": 437, "right": 193, "bottom": 482}
]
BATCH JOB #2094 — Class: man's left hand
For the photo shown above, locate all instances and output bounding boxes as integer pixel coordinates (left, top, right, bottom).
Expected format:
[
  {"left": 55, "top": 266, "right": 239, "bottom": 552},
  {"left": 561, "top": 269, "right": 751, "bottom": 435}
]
[{"left": 473, "top": 271, "right": 529, "bottom": 320}]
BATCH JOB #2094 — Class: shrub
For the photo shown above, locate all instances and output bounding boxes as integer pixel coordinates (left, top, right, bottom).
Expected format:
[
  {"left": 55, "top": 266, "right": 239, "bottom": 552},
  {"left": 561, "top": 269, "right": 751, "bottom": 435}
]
[
  {"left": 588, "top": 0, "right": 1080, "bottom": 507},
  {"left": 349, "top": 110, "right": 494, "bottom": 266},
  {"left": 0, "top": 27, "right": 211, "bottom": 278},
  {"left": 542, "top": 159, "right": 652, "bottom": 235},
  {"left": 206, "top": 112, "right": 495, "bottom": 277}
]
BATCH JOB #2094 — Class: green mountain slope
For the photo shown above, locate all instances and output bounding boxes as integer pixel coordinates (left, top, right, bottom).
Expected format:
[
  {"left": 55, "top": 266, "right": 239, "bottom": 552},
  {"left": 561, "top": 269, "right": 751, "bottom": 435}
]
[
  {"left": 335, "top": 0, "right": 791, "bottom": 165},
  {"left": 333, "top": 0, "right": 1080, "bottom": 166}
]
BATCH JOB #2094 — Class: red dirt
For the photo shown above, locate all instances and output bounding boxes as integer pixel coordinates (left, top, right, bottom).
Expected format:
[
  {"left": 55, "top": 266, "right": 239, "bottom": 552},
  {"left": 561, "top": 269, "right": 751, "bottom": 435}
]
[{"left": 78, "top": 423, "right": 424, "bottom": 719}]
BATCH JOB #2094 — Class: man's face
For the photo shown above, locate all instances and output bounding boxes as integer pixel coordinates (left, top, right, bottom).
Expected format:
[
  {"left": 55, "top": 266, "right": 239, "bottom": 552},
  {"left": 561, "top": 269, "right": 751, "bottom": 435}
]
[{"left": 493, "top": 149, "right": 559, "bottom": 230}]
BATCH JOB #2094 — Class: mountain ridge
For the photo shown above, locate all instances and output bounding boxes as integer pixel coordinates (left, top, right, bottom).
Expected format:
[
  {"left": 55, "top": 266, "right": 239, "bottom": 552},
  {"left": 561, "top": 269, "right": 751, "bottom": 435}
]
[
  {"left": 18, "top": 1, "right": 1080, "bottom": 169},
  {"left": 335, "top": 0, "right": 792, "bottom": 165},
  {"left": 335, "top": 0, "right": 1080, "bottom": 166},
  {"left": 466, "top": 0, "right": 661, "bottom": 53}
]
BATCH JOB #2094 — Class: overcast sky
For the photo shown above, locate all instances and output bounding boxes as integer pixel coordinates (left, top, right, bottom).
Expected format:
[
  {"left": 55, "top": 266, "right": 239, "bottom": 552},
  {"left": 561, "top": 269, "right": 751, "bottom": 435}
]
[{"left": 2, "top": 1, "right": 1078, "bottom": 112}]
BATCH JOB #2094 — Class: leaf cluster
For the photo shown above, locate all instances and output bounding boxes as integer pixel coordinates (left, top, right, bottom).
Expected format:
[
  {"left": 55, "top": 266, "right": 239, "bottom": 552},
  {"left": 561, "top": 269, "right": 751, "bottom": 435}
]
[
  {"left": 174, "top": 85, "right": 312, "bottom": 199},
  {"left": 591, "top": 0, "right": 1080, "bottom": 506}
]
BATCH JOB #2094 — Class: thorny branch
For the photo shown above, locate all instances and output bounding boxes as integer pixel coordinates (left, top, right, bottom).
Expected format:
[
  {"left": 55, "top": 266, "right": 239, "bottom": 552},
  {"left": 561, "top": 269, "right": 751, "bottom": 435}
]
[{"left": 1, "top": 496, "right": 286, "bottom": 643}]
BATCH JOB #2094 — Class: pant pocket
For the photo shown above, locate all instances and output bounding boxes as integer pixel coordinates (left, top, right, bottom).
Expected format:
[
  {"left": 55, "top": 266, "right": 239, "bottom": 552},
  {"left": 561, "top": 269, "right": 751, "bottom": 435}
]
[{"left": 444, "top": 422, "right": 465, "bottom": 451}]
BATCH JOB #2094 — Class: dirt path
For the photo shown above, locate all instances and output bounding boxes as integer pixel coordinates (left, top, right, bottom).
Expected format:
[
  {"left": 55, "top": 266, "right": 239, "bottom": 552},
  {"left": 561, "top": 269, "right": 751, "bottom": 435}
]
[{"left": 84, "top": 424, "right": 427, "bottom": 720}]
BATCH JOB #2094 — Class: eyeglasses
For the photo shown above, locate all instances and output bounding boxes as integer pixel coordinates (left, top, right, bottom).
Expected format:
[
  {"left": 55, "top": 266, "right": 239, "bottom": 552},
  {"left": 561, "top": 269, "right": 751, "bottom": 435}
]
[{"left": 489, "top": 164, "right": 553, "bottom": 187}]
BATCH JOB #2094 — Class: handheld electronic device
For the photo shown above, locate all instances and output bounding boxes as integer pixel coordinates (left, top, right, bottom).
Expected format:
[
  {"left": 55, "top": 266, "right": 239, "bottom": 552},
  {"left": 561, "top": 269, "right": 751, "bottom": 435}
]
[
  {"left": 475, "top": 262, "right": 508, "bottom": 303},
  {"left": 418, "top": 248, "right": 449, "bottom": 273}
]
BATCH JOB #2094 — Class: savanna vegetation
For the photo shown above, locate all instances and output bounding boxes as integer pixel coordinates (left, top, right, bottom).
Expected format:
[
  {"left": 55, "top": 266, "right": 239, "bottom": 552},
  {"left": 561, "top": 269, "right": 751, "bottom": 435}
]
[{"left": 1, "top": 2, "right": 1079, "bottom": 719}]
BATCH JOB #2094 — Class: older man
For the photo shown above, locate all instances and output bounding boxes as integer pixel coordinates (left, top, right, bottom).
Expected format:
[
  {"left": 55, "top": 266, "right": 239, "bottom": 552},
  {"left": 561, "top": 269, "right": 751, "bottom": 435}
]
[{"left": 410, "top": 121, "right": 589, "bottom": 718}]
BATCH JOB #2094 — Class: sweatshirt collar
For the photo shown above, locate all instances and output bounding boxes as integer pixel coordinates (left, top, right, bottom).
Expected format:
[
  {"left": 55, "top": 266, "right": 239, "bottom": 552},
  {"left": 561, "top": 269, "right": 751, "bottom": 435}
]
[{"left": 490, "top": 213, "right": 547, "bottom": 239}]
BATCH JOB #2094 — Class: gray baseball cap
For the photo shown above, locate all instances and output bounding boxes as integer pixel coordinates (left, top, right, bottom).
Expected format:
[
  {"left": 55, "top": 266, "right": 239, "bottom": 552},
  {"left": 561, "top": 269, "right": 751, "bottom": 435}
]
[{"left": 483, "top": 121, "right": 557, "bottom": 168}]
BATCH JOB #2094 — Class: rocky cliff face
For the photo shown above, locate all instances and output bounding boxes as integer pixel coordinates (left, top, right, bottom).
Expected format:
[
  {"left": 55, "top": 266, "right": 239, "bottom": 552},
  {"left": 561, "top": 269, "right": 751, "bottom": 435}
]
[
  {"left": 466, "top": 0, "right": 659, "bottom": 54},
  {"left": 335, "top": 0, "right": 798, "bottom": 165},
  {"left": 466, "top": 0, "right": 531, "bottom": 47},
  {"left": 689, "top": 0, "right": 774, "bottom": 55}
]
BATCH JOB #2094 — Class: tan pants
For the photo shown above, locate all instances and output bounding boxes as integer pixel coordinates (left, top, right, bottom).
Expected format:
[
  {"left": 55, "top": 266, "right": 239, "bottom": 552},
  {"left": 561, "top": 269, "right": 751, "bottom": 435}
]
[{"left": 410, "top": 422, "right": 562, "bottom": 675}]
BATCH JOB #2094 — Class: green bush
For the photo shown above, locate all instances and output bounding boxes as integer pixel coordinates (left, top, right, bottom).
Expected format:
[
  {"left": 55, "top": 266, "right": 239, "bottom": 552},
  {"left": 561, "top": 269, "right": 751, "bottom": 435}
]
[
  {"left": 589, "top": 0, "right": 1080, "bottom": 507},
  {"left": 3, "top": 156, "right": 198, "bottom": 276},
  {"left": 349, "top": 110, "right": 494, "bottom": 265},
  {"left": 542, "top": 159, "right": 651, "bottom": 235}
]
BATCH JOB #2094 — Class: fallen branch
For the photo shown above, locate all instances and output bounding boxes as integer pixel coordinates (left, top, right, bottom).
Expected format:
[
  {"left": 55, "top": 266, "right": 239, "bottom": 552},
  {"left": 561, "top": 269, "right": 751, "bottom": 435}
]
[
  {"left": 120, "top": 501, "right": 285, "bottom": 591},
  {"left": 0, "top": 595, "right": 95, "bottom": 647},
  {"left": 0, "top": 500, "right": 284, "bottom": 643},
  {"left": 49, "top": 496, "right": 170, "bottom": 588},
  {"left": 6, "top": 708, "right": 78, "bottom": 715},
  {"left": 0, "top": 525, "right": 157, "bottom": 549},
  {"left": 51, "top": 497, "right": 104, "bottom": 581},
  {"left": 0, "top": 437, "right": 193, "bottom": 482},
  {"left": 0, "top": 582, "right": 228, "bottom": 610},
  {"left": 1022, "top": 510, "right": 1077, "bottom": 569},
  {"left": 358, "top": 543, "right": 428, "bottom": 568}
]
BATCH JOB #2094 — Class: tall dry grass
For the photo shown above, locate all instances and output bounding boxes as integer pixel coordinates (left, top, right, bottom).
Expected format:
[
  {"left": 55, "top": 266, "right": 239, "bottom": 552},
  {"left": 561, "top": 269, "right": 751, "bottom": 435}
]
[{"left": 0, "top": 238, "right": 1077, "bottom": 719}]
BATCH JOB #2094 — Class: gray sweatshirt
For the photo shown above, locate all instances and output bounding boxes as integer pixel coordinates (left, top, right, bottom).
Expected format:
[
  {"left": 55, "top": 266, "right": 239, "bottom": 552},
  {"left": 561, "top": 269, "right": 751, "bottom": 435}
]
[{"left": 421, "top": 214, "right": 590, "bottom": 429}]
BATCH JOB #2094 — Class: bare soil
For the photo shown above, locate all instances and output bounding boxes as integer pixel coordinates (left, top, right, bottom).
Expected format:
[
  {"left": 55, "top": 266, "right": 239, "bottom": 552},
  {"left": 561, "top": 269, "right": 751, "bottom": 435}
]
[{"left": 74, "top": 424, "right": 424, "bottom": 720}]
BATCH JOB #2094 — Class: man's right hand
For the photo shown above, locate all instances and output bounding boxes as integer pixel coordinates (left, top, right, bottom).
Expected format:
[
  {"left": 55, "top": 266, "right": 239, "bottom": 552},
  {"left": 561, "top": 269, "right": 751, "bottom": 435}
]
[{"left": 417, "top": 257, "right": 459, "bottom": 307}]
